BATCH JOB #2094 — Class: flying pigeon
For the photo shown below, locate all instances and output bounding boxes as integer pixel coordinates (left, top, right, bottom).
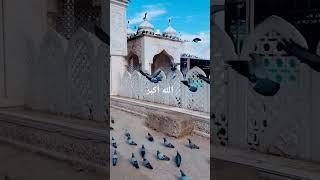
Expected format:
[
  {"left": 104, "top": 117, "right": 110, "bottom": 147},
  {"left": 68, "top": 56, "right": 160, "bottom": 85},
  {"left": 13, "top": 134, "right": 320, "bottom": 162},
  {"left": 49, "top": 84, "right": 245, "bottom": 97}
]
[
  {"left": 181, "top": 80, "right": 198, "bottom": 92},
  {"left": 282, "top": 39, "right": 320, "bottom": 72},
  {"left": 188, "top": 139, "right": 200, "bottom": 149},
  {"left": 197, "top": 74, "right": 210, "bottom": 84},
  {"left": 141, "top": 145, "right": 146, "bottom": 158},
  {"left": 192, "top": 37, "right": 202, "bottom": 43},
  {"left": 143, "top": 158, "right": 153, "bottom": 169},
  {"left": 175, "top": 151, "right": 182, "bottom": 167},
  {"left": 180, "top": 169, "right": 190, "bottom": 180},
  {"left": 130, "top": 153, "right": 139, "bottom": 169},
  {"left": 157, "top": 150, "right": 170, "bottom": 161},
  {"left": 147, "top": 133, "right": 154, "bottom": 142},
  {"left": 127, "top": 136, "right": 137, "bottom": 145},
  {"left": 226, "top": 53, "right": 280, "bottom": 96},
  {"left": 111, "top": 137, "right": 117, "bottom": 149},
  {"left": 125, "top": 129, "right": 131, "bottom": 138},
  {"left": 163, "top": 138, "right": 175, "bottom": 148},
  {"left": 139, "top": 69, "right": 163, "bottom": 83},
  {"left": 112, "top": 150, "right": 118, "bottom": 166},
  {"left": 94, "top": 24, "right": 110, "bottom": 45}
]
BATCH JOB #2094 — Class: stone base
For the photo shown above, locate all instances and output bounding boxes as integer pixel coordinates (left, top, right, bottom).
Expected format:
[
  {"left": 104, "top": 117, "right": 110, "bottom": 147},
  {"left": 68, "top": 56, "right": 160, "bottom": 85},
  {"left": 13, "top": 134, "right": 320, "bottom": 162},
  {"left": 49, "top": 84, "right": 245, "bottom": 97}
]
[
  {"left": 145, "top": 110, "right": 194, "bottom": 138},
  {"left": 0, "top": 108, "right": 108, "bottom": 170}
]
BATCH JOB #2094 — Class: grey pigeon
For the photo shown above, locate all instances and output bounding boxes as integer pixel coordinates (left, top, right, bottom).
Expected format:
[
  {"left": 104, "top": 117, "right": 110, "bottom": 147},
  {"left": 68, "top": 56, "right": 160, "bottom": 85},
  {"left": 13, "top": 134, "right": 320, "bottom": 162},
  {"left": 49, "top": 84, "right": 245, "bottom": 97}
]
[
  {"left": 111, "top": 137, "right": 117, "bottom": 148},
  {"left": 127, "top": 136, "right": 137, "bottom": 145},
  {"left": 130, "top": 153, "right": 139, "bottom": 169},
  {"left": 181, "top": 80, "right": 198, "bottom": 92},
  {"left": 192, "top": 37, "right": 201, "bottom": 43},
  {"left": 197, "top": 74, "right": 210, "bottom": 84},
  {"left": 188, "top": 139, "right": 200, "bottom": 149},
  {"left": 139, "top": 69, "right": 163, "bottom": 83},
  {"left": 226, "top": 53, "right": 280, "bottom": 96},
  {"left": 180, "top": 169, "right": 190, "bottom": 180},
  {"left": 157, "top": 150, "right": 170, "bottom": 161},
  {"left": 170, "top": 62, "right": 180, "bottom": 71},
  {"left": 147, "top": 132, "right": 154, "bottom": 142},
  {"left": 125, "top": 129, "right": 131, "bottom": 137},
  {"left": 163, "top": 138, "right": 175, "bottom": 148},
  {"left": 282, "top": 38, "right": 320, "bottom": 72},
  {"left": 143, "top": 158, "right": 153, "bottom": 169},
  {"left": 141, "top": 145, "right": 146, "bottom": 158},
  {"left": 175, "top": 151, "right": 182, "bottom": 167},
  {"left": 112, "top": 150, "right": 118, "bottom": 166}
]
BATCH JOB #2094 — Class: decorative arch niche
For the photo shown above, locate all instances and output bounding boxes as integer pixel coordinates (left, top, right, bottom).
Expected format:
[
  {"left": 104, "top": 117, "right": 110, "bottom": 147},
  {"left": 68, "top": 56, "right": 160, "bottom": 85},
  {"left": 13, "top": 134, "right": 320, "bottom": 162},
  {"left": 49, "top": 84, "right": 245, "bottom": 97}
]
[{"left": 151, "top": 50, "right": 174, "bottom": 74}]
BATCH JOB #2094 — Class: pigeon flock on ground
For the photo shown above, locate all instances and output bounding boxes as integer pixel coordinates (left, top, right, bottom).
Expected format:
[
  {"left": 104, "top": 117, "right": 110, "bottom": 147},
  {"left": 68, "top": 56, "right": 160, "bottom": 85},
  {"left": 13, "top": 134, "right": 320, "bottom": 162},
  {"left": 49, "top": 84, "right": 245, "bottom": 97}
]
[{"left": 110, "top": 118, "right": 200, "bottom": 180}]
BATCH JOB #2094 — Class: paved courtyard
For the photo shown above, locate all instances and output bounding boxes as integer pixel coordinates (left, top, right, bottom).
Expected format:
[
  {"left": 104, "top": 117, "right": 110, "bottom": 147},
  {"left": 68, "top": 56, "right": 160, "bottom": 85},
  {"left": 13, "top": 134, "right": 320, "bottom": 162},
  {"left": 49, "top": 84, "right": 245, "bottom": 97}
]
[{"left": 110, "top": 107, "right": 210, "bottom": 180}]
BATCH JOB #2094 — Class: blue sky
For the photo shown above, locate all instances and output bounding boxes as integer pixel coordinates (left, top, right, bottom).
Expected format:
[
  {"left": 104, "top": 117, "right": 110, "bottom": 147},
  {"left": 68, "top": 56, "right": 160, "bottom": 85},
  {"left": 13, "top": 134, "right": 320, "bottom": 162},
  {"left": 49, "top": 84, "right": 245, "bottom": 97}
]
[{"left": 127, "top": 0, "right": 210, "bottom": 59}]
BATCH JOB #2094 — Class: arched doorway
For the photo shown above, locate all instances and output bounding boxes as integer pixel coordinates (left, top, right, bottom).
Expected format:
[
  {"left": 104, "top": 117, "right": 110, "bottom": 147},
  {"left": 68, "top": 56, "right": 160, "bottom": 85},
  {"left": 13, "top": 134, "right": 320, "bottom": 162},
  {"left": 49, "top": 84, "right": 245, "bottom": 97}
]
[
  {"left": 127, "top": 53, "right": 140, "bottom": 73},
  {"left": 151, "top": 50, "right": 173, "bottom": 74}
]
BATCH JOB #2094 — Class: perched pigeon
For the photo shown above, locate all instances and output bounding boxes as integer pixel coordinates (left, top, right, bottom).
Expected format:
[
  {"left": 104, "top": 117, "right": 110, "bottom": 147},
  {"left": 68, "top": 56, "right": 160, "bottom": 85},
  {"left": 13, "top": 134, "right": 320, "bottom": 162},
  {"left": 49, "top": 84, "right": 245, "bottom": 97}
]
[
  {"left": 163, "top": 138, "right": 175, "bottom": 148},
  {"left": 180, "top": 169, "right": 190, "bottom": 180},
  {"left": 130, "top": 153, "right": 139, "bottom": 169},
  {"left": 127, "top": 136, "right": 137, "bottom": 145},
  {"left": 125, "top": 129, "right": 131, "bottom": 137},
  {"left": 188, "top": 139, "right": 200, "bottom": 149},
  {"left": 197, "top": 74, "right": 210, "bottom": 84},
  {"left": 110, "top": 126, "right": 114, "bottom": 130},
  {"left": 282, "top": 38, "right": 320, "bottom": 72},
  {"left": 112, "top": 150, "right": 118, "bottom": 166},
  {"left": 111, "top": 137, "right": 117, "bottom": 149},
  {"left": 181, "top": 80, "right": 198, "bottom": 92},
  {"left": 157, "top": 150, "right": 170, "bottom": 161},
  {"left": 175, "top": 151, "right": 182, "bottom": 167},
  {"left": 147, "top": 133, "right": 154, "bottom": 142},
  {"left": 139, "top": 69, "right": 163, "bottom": 83},
  {"left": 111, "top": 119, "right": 115, "bottom": 124},
  {"left": 226, "top": 53, "right": 280, "bottom": 96},
  {"left": 141, "top": 145, "right": 146, "bottom": 158},
  {"left": 143, "top": 158, "right": 153, "bottom": 169}
]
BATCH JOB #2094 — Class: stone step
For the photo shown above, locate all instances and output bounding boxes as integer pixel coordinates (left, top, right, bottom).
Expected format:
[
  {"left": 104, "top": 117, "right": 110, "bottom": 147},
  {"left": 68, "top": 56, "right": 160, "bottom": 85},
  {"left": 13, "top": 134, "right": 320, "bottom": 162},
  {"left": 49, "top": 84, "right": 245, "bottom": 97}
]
[
  {"left": 213, "top": 145, "right": 320, "bottom": 180},
  {"left": 0, "top": 108, "right": 108, "bottom": 172}
]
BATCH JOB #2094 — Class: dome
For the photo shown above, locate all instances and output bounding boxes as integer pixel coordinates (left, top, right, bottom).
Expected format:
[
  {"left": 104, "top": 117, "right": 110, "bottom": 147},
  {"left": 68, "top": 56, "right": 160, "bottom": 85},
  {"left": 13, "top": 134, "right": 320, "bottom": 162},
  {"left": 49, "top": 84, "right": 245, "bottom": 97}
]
[
  {"left": 137, "top": 14, "right": 154, "bottom": 33},
  {"left": 163, "top": 19, "right": 177, "bottom": 37}
]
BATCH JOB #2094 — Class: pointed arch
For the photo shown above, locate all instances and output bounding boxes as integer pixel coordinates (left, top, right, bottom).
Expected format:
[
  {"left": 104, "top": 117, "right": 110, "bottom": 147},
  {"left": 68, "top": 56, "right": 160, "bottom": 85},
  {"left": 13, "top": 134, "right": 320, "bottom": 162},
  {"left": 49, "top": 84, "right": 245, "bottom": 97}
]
[
  {"left": 151, "top": 49, "right": 174, "bottom": 74},
  {"left": 241, "top": 15, "right": 308, "bottom": 58}
]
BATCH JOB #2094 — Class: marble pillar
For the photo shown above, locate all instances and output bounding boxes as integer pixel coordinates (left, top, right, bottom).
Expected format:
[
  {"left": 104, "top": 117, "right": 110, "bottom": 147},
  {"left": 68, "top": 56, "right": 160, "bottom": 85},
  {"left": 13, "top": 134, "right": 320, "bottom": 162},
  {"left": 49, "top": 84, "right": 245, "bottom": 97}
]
[{"left": 110, "top": 0, "right": 128, "bottom": 95}]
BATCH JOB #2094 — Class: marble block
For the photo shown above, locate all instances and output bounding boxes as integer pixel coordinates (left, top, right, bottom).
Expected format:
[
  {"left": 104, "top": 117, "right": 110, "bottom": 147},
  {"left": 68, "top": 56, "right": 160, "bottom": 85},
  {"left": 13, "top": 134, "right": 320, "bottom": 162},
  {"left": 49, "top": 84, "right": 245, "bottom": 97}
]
[{"left": 145, "top": 110, "right": 194, "bottom": 138}]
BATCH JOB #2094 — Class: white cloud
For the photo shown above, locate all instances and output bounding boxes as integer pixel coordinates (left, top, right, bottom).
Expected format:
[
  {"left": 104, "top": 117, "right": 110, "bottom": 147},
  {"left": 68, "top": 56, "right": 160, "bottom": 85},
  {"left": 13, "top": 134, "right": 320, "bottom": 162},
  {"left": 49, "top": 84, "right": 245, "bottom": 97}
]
[
  {"left": 180, "top": 31, "right": 210, "bottom": 59},
  {"left": 128, "top": 4, "right": 167, "bottom": 25}
]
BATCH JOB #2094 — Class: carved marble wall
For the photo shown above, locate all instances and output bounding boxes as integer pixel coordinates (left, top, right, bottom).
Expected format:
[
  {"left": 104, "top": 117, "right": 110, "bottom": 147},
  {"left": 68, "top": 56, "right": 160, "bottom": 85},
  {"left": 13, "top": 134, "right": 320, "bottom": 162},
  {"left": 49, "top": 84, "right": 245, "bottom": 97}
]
[
  {"left": 212, "top": 15, "right": 320, "bottom": 163},
  {"left": 25, "top": 28, "right": 109, "bottom": 122}
]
